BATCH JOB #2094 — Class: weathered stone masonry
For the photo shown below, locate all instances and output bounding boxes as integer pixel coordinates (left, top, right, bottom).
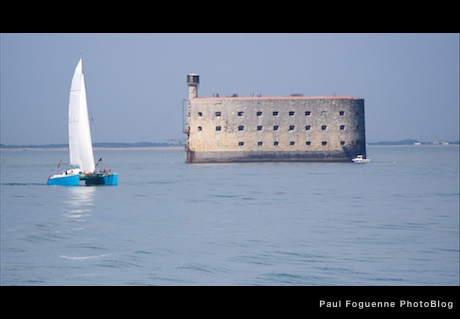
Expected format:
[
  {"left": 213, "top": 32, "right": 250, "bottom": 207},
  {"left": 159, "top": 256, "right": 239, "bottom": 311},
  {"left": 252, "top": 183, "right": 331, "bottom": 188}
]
[{"left": 184, "top": 74, "right": 366, "bottom": 163}]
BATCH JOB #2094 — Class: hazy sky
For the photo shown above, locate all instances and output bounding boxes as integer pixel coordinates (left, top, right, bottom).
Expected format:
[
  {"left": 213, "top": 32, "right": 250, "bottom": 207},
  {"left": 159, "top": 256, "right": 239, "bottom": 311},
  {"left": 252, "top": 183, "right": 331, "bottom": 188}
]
[{"left": 1, "top": 33, "right": 458, "bottom": 145}]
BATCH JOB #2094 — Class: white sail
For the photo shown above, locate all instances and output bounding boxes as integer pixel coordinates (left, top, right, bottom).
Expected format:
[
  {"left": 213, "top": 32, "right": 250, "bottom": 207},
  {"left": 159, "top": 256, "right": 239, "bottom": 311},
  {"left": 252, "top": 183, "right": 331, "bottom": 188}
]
[{"left": 68, "top": 57, "right": 95, "bottom": 173}]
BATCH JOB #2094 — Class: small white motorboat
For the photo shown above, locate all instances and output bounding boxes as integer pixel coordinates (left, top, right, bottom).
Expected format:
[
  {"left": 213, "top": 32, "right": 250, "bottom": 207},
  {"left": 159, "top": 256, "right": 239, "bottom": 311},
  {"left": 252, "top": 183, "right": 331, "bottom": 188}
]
[{"left": 352, "top": 154, "right": 371, "bottom": 163}]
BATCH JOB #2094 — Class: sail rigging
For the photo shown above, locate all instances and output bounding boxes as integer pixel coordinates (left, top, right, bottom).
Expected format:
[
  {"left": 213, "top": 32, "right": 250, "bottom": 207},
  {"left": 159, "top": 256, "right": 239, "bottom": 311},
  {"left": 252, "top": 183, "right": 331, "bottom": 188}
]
[{"left": 68, "top": 57, "right": 95, "bottom": 173}]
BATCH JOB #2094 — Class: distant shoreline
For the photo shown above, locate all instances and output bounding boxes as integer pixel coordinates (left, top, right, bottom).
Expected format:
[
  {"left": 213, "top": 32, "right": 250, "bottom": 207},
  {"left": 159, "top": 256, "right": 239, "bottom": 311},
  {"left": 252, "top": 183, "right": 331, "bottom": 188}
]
[
  {"left": 1, "top": 146, "right": 184, "bottom": 151},
  {"left": 1, "top": 144, "right": 458, "bottom": 152}
]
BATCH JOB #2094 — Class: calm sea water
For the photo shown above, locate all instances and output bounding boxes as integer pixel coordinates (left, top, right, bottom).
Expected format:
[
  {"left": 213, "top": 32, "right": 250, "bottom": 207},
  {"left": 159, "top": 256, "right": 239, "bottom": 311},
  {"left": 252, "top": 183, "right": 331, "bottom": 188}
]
[{"left": 1, "top": 145, "right": 459, "bottom": 286}]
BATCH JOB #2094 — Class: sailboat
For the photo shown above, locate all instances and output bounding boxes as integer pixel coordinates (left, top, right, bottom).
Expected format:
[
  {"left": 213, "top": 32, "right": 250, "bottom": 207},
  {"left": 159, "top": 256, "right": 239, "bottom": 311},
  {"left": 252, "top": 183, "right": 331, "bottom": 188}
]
[{"left": 47, "top": 57, "right": 118, "bottom": 186}]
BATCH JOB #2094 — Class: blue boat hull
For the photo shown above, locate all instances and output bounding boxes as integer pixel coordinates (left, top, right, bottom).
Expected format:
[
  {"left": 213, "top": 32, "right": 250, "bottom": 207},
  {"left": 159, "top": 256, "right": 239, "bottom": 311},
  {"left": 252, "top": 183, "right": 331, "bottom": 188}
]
[
  {"left": 82, "top": 173, "right": 118, "bottom": 186},
  {"left": 47, "top": 174, "right": 80, "bottom": 186}
]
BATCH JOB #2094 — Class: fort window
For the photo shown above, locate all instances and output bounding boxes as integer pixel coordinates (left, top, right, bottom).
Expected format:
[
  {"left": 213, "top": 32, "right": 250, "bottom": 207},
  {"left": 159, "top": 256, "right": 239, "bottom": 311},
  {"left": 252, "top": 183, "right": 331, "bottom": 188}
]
[
  {"left": 238, "top": 142, "right": 244, "bottom": 146},
  {"left": 321, "top": 125, "right": 327, "bottom": 131},
  {"left": 322, "top": 141, "right": 327, "bottom": 145},
  {"left": 257, "top": 125, "right": 263, "bottom": 131},
  {"left": 305, "top": 125, "right": 311, "bottom": 131},
  {"left": 198, "top": 126, "right": 202, "bottom": 131},
  {"left": 306, "top": 141, "right": 311, "bottom": 145},
  {"left": 238, "top": 125, "right": 244, "bottom": 131},
  {"left": 198, "top": 112, "right": 203, "bottom": 116},
  {"left": 289, "top": 125, "right": 295, "bottom": 131},
  {"left": 257, "top": 111, "right": 263, "bottom": 116},
  {"left": 321, "top": 111, "right": 327, "bottom": 116},
  {"left": 339, "top": 111, "right": 345, "bottom": 116},
  {"left": 290, "top": 141, "right": 295, "bottom": 146},
  {"left": 289, "top": 111, "right": 295, "bottom": 116},
  {"left": 273, "top": 111, "right": 279, "bottom": 116},
  {"left": 215, "top": 111, "right": 221, "bottom": 117},
  {"left": 273, "top": 125, "right": 279, "bottom": 131},
  {"left": 258, "top": 141, "right": 263, "bottom": 146},
  {"left": 274, "top": 141, "right": 279, "bottom": 146},
  {"left": 340, "top": 125, "right": 345, "bottom": 130},
  {"left": 340, "top": 141, "right": 345, "bottom": 145},
  {"left": 216, "top": 126, "right": 221, "bottom": 131},
  {"left": 305, "top": 111, "right": 311, "bottom": 116},
  {"left": 238, "top": 111, "right": 244, "bottom": 116}
]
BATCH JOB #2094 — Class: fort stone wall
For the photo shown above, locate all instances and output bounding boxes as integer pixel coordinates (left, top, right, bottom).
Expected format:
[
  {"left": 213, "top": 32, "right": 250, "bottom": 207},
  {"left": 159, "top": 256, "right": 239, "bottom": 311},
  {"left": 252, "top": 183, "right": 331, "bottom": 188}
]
[{"left": 184, "top": 75, "right": 366, "bottom": 163}]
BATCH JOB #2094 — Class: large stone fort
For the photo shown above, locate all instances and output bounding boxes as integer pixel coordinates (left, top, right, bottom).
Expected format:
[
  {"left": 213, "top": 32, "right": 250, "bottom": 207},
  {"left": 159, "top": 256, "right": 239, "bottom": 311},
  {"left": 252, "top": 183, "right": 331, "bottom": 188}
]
[{"left": 184, "top": 74, "right": 366, "bottom": 163}]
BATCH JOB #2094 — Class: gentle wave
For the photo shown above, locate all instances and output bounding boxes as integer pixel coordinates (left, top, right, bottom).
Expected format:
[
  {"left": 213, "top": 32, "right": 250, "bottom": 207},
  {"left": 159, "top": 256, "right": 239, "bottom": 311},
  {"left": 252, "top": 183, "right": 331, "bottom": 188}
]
[
  {"left": 2, "top": 182, "right": 46, "bottom": 186},
  {"left": 60, "top": 254, "right": 111, "bottom": 260}
]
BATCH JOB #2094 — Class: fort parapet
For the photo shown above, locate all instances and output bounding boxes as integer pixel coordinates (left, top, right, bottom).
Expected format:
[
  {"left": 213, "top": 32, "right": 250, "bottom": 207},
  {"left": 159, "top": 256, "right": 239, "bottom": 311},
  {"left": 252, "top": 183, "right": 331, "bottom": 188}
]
[{"left": 184, "top": 74, "right": 366, "bottom": 163}]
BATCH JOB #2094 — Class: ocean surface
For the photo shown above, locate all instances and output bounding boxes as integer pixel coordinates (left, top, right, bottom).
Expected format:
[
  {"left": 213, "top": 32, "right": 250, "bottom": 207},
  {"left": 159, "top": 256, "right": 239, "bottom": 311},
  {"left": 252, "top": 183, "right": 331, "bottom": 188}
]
[{"left": 1, "top": 145, "right": 459, "bottom": 286}]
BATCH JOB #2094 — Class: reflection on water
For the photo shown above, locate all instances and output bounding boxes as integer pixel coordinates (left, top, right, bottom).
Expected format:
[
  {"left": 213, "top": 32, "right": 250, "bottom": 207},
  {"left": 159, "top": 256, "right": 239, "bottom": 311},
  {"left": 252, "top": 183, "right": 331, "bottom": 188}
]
[
  {"left": 57, "top": 186, "right": 113, "bottom": 264},
  {"left": 62, "top": 186, "right": 96, "bottom": 221}
]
